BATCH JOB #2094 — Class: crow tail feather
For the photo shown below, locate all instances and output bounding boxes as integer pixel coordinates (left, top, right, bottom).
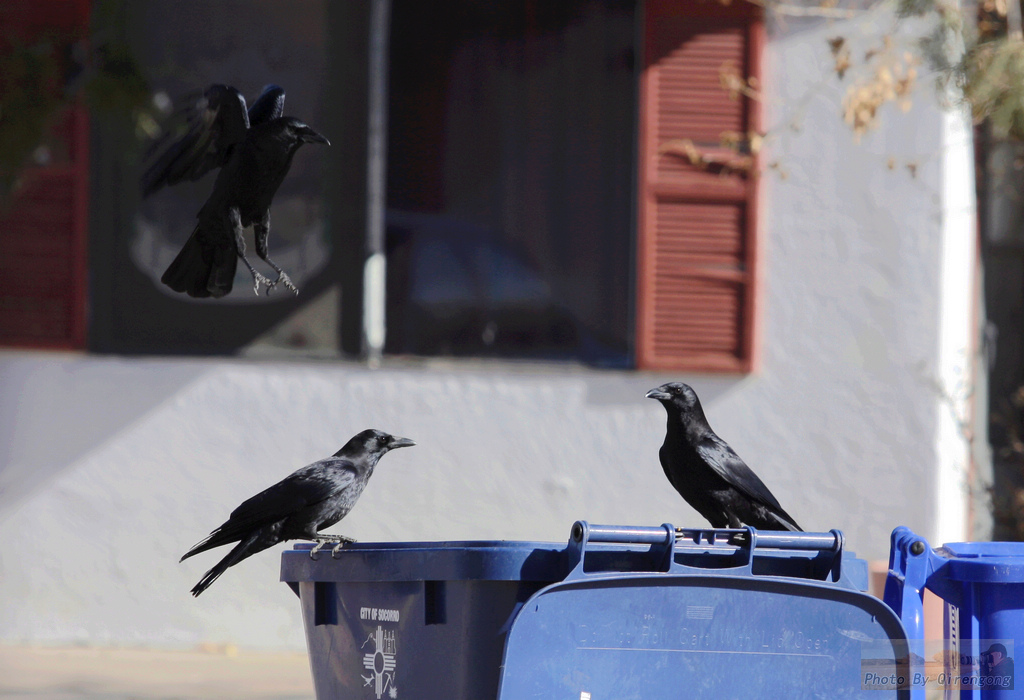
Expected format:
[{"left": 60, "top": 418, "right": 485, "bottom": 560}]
[
  {"left": 190, "top": 532, "right": 261, "bottom": 597},
  {"left": 161, "top": 225, "right": 236, "bottom": 298}
]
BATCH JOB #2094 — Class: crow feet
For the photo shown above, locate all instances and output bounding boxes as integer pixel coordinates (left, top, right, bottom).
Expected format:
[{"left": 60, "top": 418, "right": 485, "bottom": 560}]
[
  {"left": 308, "top": 535, "right": 356, "bottom": 560},
  {"left": 265, "top": 270, "right": 299, "bottom": 296},
  {"left": 248, "top": 270, "right": 274, "bottom": 296}
]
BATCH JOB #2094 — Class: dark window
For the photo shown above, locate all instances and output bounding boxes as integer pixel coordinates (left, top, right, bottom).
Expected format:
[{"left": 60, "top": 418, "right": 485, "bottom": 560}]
[
  {"left": 88, "top": 0, "right": 336, "bottom": 355},
  {"left": 385, "top": 0, "right": 636, "bottom": 366},
  {"left": 27, "top": 0, "right": 762, "bottom": 366}
]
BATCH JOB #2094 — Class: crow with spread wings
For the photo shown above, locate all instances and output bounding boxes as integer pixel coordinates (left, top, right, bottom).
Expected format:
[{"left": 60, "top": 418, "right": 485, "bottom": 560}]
[{"left": 142, "top": 84, "right": 329, "bottom": 298}]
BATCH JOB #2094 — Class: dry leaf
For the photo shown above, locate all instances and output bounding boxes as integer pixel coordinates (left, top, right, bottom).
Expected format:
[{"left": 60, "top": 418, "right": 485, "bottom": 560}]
[{"left": 835, "top": 51, "right": 852, "bottom": 79}]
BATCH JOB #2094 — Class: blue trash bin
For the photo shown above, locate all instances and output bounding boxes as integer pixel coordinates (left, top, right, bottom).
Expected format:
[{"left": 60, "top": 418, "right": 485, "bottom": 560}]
[
  {"left": 281, "top": 537, "right": 567, "bottom": 699},
  {"left": 885, "top": 527, "right": 1024, "bottom": 699},
  {"left": 282, "top": 522, "right": 911, "bottom": 699}
]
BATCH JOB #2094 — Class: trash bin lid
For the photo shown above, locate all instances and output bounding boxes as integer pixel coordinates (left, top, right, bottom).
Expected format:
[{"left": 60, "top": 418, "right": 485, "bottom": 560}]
[
  {"left": 498, "top": 572, "right": 911, "bottom": 698},
  {"left": 936, "top": 541, "right": 1024, "bottom": 583},
  {"left": 492, "top": 523, "right": 910, "bottom": 699}
]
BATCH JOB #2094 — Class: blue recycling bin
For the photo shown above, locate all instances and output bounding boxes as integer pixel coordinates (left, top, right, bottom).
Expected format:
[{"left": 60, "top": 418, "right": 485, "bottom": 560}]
[
  {"left": 885, "top": 527, "right": 1024, "bottom": 699},
  {"left": 281, "top": 522, "right": 912, "bottom": 699}
]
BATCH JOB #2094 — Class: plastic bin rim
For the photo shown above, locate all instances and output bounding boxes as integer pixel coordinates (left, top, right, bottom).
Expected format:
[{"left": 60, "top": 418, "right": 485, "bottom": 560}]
[
  {"left": 282, "top": 539, "right": 572, "bottom": 584},
  {"left": 940, "top": 541, "right": 1024, "bottom": 558},
  {"left": 289, "top": 539, "right": 565, "bottom": 551}
]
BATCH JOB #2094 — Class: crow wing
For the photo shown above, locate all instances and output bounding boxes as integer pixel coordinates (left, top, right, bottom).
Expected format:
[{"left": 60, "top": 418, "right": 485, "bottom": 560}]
[
  {"left": 247, "top": 84, "right": 286, "bottom": 126},
  {"left": 658, "top": 446, "right": 684, "bottom": 495},
  {"left": 759, "top": 505, "right": 802, "bottom": 531},
  {"left": 227, "top": 459, "right": 356, "bottom": 531},
  {"left": 180, "top": 458, "right": 357, "bottom": 561},
  {"left": 695, "top": 433, "right": 787, "bottom": 512},
  {"left": 141, "top": 84, "right": 250, "bottom": 197}
]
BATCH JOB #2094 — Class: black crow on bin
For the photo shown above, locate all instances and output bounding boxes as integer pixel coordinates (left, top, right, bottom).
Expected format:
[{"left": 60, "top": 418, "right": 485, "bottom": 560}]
[
  {"left": 646, "top": 382, "right": 802, "bottom": 531},
  {"left": 181, "top": 429, "right": 414, "bottom": 596}
]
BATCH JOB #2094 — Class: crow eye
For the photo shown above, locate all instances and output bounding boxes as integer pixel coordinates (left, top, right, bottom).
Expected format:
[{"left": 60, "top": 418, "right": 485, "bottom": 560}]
[{"left": 378, "top": 435, "right": 388, "bottom": 444}]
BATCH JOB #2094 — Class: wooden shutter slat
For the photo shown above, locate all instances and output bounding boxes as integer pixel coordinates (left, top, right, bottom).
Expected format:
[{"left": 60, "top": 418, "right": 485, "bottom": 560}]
[
  {"left": 0, "top": 1, "right": 90, "bottom": 350},
  {"left": 652, "top": 26, "right": 746, "bottom": 152},
  {"left": 637, "top": 0, "right": 762, "bottom": 372},
  {"left": 0, "top": 126, "right": 88, "bottom": 350},
  {"left": 0, "top": 302, "right": 71, "bottom": 339}
]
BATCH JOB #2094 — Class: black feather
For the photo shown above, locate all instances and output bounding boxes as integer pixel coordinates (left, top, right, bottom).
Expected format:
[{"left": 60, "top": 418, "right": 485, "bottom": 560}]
[
  {"left": 247, "top": 84, "right": 286, "bottom": 126},
  {"left": 141, "top": 85, "right": 249, "bottom": 198}
]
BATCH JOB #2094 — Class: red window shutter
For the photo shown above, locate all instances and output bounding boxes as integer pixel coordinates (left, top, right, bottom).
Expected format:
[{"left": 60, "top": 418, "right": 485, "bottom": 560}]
[
  {"left": 637, "top": 0, "right": 763, "bottom": 372},
  {"left": 0, "top": 0, "right": 90, "bottom": 349}
]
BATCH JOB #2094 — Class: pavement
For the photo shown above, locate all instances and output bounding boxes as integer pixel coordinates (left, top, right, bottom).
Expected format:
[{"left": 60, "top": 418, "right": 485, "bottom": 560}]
[{"left": 0, "top": 645, "right": 314, "bottom": 700}]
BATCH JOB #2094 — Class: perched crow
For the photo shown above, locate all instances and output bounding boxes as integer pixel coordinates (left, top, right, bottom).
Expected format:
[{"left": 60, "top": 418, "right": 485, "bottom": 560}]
[
  {"left": 181, "top": 429, "right": 414, "bottom": 596},
  {"left": 646, "top": 382, "right": 802, "bottom": 531},
  {"left": 142, "top": 84, "right": 329, "bottom": 298}
]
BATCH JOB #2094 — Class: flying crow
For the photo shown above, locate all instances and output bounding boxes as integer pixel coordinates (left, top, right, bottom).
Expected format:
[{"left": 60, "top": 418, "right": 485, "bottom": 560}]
[
  {"left": 646, "top": 382, "right": 802, "bottom": 531},
  {"left": 181, "top": 429, "right": 414, "bottom": 596},
  {"left": 142, "top": 83, "right": 329, "bottom": 298}
]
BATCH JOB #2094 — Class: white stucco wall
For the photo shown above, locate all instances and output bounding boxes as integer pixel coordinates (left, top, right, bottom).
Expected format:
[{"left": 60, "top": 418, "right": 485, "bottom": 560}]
[
  {"left": 0, "top": 8, "right": 980, "bottom": 652},
  {"left": 0, "top": 356, "right": 729, "bottom": 650},
  {"left": 761, "top": 9, "right": 978, "bottom": 546}
]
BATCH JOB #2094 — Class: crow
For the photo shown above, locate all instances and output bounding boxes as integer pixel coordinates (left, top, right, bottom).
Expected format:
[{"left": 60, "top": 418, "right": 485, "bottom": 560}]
[
  {"left": 142, "top": 83, "right": 329, "bottom": 298},
  {"left": 181, "top": 429, "right": 414, "bottom": 596},
  {"left": 646, "top": 382, "right": 802, "bottom": 531}
]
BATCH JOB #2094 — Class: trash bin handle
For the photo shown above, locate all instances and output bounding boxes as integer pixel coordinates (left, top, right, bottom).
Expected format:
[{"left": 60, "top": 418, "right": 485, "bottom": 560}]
[
  {"left": 564, "top": 521, "right": 677, "bottom": 579},
  {"left": 572, "top": 521, "right": 676, "bottom": 545},
  {"left": 565, "top": 522, "right": 847, "bottom": 580}
]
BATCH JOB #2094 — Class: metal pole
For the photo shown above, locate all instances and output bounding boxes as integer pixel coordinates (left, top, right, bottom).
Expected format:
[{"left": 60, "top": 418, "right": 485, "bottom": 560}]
[{"left": 363, "top": 0, "right": 391, "bottom": 367}]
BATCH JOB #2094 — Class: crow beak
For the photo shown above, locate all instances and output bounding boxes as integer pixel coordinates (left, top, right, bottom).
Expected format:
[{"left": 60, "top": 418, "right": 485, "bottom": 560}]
[
  {"left": 645, "top": 388, "right": 670, "bottom": 400},
  {"left": 388, "top": 436, "right": 416, "bottom": 449},
  {"left": 301, "top": 128, "right": 330, "bottom": 146}
]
